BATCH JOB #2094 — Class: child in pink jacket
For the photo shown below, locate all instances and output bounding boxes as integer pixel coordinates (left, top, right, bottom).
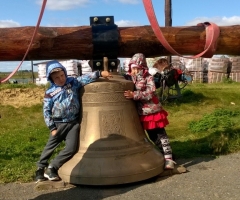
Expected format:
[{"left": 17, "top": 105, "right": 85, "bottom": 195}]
[{"left": 124, "top": 53, "right": 176, "bottom": 169}]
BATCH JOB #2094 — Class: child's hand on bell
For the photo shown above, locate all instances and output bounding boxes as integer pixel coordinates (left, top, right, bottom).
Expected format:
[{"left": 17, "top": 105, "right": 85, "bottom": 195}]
[
  {"left": 101, "top": 71, "right": 113, "bottom": 79},
  {"left": 124, "top": 90, "right": 134, "bottom": 99}
]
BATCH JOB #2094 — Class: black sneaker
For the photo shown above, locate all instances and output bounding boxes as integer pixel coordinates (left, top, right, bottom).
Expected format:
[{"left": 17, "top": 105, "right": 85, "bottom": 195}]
[
  {"left": 35, "top": 168, "right": 47, "bottom": 182},
  {"left": 44, "top": 167, "right": 60, "bottom": 181}
]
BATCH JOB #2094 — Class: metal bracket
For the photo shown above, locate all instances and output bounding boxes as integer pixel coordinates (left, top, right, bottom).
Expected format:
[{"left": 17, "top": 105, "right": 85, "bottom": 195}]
[{"left": 90, "top": 16, "right": 119, "bottom": 71}]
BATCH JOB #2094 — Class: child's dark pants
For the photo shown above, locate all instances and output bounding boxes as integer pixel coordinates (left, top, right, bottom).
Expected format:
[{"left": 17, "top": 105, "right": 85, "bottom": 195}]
[{"left": 37, "top": 119, "right": 80, "bottom": 170}]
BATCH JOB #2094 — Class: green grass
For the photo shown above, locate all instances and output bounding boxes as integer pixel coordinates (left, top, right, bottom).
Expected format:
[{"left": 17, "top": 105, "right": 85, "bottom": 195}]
[
  {"left": 0, "top": 71, "right": 38, "bottom": 80},
  {"left": 0, "top": 81, "right": 49, "bottom": 90},
  {"left": 0, "top": 83, "right": 39, "bottom": 90},
  {"left": 164, "top": 82, "right": 240, "bottom": 158},
  {"left": 0, "top": 104, "right": 47, "bottom": 183},
  {"left": 0, "top": 82, "right": 240, "bottom": 183}
]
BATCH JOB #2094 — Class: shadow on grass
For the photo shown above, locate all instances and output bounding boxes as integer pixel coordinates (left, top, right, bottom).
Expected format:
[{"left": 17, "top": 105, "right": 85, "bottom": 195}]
[
  {"left": 164, "top": 89, "right": 212, "bottom": 105},
  {"left": 171, "top": 127, "right": 240, "bottom": 161}
]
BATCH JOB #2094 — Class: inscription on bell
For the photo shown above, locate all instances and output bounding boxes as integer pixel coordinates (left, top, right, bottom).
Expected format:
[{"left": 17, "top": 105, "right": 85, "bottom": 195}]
[{"left": 99, "top": 110, "right": 124, "bottom": 137}]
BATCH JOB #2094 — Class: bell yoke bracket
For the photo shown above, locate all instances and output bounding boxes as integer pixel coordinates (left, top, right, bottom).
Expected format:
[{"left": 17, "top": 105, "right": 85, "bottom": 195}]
[{"left": 90, "top": 16, "right": 119, "bottom": 71}]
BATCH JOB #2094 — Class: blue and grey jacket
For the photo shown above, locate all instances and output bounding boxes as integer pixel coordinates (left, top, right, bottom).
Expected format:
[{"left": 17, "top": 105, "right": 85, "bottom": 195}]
[{"left": 43, "top": 60, "right": 101, "bottom": 131}]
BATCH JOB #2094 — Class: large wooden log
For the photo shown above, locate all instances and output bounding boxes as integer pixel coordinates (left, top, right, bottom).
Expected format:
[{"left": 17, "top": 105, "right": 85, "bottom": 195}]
[{"left": 0, "top": 25, "right": 240, "bottom": 61}]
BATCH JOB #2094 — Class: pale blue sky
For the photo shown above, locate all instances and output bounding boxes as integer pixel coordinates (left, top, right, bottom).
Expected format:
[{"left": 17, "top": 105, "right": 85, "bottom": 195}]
[{"left": 1, "top": 0, "right": 240, "bottom": 72}]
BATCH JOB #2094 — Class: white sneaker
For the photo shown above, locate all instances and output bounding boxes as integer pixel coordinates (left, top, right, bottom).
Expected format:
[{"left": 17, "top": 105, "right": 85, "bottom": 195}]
[{"left": 164, "top": 159, "right": 176, "bottom": 169}]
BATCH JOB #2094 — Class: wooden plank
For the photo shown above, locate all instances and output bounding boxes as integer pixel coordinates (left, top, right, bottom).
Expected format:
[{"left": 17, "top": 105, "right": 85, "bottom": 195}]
[{"left": 0, "top": 25, "right": 240, "bottom": 61}]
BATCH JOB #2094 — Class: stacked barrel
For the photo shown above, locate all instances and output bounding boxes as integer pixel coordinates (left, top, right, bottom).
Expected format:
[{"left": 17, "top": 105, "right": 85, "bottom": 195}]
[
  {"left": 36, "top": 62, "right": 48, "bottom": 85},
  {"left": 78, "top": 60, "right": 92, "bottom": 75},
  {"left": 123, "top": 58, "right": 131, "bottom": 72},
  {"left": 183, "top": 57, "right": 208, "bottom": 83},
  {"left": 172, "top": 56, "right": 181, "bottom": 63},
  {"left": 208, "top": 57, "right": 230, "bottom": 83},
  {"left": 229, "top": 56, "right": 240, "bottom": 82},
  {"left": 58, "top": 60, "right": 78, "bottom": 77}
]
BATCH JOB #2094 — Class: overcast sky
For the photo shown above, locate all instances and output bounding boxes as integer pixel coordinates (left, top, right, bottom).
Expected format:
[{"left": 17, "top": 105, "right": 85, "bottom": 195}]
[{"left": 1, "top": 0, "right": 240, "bottom": 72}]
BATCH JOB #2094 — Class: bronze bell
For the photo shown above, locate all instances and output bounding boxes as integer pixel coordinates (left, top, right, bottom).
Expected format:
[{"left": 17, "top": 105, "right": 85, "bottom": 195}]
[{"left": 58, "top": 75, "right": 164, "bottom": 185}]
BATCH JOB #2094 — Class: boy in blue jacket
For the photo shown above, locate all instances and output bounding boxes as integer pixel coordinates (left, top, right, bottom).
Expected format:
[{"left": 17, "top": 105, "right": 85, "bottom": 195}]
[{"left": 35, "top": 60, "right": 112, "bottom": 182}]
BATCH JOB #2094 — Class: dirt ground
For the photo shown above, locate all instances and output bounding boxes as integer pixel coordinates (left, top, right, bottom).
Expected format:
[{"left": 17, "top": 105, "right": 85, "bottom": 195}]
[{"left": 0, "top": 88, "right": 45, "bottom": 107}]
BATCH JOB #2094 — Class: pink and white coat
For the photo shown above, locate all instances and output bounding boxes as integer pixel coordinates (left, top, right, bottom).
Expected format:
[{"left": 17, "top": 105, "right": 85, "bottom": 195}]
[
  {"left": 127, "top": 53, "right": 163, "bottom": 116},
  {"left": 129, "top": 70, "right": 163, "bottom": 116}
]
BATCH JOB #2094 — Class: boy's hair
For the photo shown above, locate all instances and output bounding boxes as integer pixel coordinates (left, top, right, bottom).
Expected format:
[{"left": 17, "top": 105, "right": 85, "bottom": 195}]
[{"left": 50, "top": 67, "right": 63, "bottom": 74}]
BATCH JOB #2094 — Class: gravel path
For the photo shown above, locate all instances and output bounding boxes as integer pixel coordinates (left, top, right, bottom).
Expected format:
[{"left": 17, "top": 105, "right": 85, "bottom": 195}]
[{"left": 1, "top": 152, "right": 240, "bottom": 200}]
